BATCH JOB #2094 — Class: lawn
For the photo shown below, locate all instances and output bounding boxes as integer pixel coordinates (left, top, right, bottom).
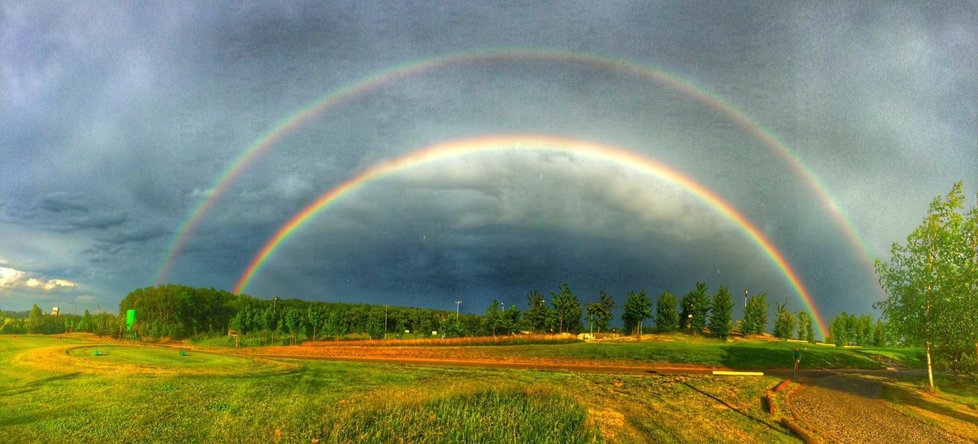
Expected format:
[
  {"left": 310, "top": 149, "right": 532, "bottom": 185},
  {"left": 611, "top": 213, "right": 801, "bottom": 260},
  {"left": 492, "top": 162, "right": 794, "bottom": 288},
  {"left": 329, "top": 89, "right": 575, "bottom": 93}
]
[{"left": 1, "top": 335, "right": 800, "bottom": 443}]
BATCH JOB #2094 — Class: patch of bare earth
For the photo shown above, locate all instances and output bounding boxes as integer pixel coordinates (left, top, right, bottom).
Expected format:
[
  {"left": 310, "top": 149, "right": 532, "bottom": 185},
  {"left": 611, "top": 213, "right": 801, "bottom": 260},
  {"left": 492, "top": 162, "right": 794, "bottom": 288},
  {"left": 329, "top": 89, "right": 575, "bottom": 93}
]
[{"left": 788, "top": 374, "right": 968, "bottom": 444}]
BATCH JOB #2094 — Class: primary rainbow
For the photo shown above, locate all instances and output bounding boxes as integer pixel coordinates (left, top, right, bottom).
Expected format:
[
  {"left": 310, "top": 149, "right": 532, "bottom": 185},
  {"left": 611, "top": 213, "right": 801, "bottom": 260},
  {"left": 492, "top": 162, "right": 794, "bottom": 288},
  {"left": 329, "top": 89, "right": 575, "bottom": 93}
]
[
  {"left": 232, "top": 134, "right": 830, "bottom": 338},
  {"left": 156, "top": 49, "right": 879, "bottom": 300}
]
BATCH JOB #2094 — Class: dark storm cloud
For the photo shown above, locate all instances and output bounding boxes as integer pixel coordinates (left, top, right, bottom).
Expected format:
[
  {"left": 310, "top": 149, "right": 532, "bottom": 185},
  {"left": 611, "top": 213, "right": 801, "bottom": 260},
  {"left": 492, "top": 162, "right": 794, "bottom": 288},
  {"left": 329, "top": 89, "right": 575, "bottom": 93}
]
[{"left": 1, "top": 1, "right": 975, "bottom": 322}]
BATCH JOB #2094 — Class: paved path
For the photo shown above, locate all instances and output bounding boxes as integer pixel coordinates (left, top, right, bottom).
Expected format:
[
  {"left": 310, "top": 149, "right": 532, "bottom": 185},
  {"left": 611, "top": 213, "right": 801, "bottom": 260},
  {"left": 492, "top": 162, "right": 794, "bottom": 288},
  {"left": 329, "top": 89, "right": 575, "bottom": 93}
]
[{"left": 788, "top": 374, "right": 968, "bottom": 444}]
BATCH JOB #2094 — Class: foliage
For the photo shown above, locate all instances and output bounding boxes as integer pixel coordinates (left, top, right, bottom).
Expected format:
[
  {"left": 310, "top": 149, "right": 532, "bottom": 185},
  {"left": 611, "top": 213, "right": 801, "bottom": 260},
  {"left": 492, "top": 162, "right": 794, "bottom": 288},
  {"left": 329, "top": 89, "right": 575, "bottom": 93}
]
[
  {"left": 484, "top": 299, "right": 503, "bottom": 336},
  {"left": 549, "top": 283, "right": 582, "bottom": 334},
  {"left": 655, "top": 291, "right": 679, "bottom": 332},
  {"left": 584, "top": 290, "right": 615, "bottom": 333},
  {"left": 708, "top": 286, "right": 733, "bottom": 339},
  {"left": 622, "top": 290, "right": 652, "bottom": 336},
  {"left": 876, "top": 182, "right": 978, "bottom": 379},
  {"left": 797, "top": 311, "right": 815, "bottom": 343},
  {"left": 680, "top": 282, "right": 711, "bottom": 333},
  {"left": 741, "top": 293, "right": 768, "bottom": 335},
  {"left": 772, "top": 303, "right": 796, "bottom": 340},
  {"left": 525, "top": 290, "right": 550, "bottom": 333}
]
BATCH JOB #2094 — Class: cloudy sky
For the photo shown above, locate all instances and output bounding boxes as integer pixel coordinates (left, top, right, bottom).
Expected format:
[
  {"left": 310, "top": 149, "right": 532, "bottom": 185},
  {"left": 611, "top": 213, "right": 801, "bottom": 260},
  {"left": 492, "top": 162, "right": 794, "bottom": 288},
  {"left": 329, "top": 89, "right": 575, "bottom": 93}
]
[{"left": 2, "top": 1, "right": 975, "bottom": 329}]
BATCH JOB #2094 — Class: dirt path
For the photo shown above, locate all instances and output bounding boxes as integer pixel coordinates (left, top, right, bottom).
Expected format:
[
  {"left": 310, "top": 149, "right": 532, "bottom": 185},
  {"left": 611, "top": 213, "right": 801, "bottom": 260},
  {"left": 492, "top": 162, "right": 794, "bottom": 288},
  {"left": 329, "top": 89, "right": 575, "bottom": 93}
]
[{"left": 788, "top": 374, "right": 968, "bottom": 444}]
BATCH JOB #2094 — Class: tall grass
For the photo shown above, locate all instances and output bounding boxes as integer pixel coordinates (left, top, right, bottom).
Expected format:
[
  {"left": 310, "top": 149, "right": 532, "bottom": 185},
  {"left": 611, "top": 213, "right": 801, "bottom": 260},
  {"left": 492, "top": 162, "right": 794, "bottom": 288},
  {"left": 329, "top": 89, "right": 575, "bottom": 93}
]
[{"left": 325, "top": 388, "right": 598, "bottom": 443}]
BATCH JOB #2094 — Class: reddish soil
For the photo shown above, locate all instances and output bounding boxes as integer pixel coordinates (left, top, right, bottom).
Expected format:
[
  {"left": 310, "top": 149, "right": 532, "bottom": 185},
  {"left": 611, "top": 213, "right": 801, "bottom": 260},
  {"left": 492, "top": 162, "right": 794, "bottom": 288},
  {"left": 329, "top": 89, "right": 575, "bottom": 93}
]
[{"left": 226, "top": 343, "right": 721, "bottom": 375}]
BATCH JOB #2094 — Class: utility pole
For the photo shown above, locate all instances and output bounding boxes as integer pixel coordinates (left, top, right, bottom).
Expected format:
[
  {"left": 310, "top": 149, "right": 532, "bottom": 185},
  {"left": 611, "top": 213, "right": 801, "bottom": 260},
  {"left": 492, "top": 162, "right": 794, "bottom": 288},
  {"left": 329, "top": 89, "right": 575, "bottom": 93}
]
[{"left": 454, "top": 301, "right": 462, "bottom": 320}]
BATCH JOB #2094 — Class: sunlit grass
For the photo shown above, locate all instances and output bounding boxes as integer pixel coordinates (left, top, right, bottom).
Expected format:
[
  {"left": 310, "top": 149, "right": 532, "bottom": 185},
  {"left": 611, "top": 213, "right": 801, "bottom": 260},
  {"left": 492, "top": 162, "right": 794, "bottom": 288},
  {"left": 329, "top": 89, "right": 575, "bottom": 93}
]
[
  {"left": 0, "top": 335, "right": 811, "bottom": 443},
  {"left": 881, "top": 376, "right": 978, "bottom": 441}
]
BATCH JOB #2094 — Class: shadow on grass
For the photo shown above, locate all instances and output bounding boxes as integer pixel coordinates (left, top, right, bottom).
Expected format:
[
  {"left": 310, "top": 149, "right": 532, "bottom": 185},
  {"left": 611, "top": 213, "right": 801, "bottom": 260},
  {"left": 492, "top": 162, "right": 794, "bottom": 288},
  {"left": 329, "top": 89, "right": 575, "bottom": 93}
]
[
  {"left": 884, "top": 385, "right": 978, "bottom": 424},
  {"left": 0, "top": 372, "right": 81, "bottom": 398}
]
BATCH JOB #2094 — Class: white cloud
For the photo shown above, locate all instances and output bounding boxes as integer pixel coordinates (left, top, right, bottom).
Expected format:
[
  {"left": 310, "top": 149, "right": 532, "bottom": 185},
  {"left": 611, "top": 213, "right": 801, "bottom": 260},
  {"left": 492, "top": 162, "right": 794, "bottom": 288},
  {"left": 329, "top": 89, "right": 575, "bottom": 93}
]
[{"left": 0, "top": 266, "right": 77, "bottom": 291}]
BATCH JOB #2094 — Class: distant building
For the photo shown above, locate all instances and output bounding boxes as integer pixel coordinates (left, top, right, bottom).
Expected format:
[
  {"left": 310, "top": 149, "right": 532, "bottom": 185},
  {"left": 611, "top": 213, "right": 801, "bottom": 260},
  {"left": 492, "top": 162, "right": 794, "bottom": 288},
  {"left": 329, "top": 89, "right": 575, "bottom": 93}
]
[{"left": 51, "top": 306, "right": 59, "bottom": 316}]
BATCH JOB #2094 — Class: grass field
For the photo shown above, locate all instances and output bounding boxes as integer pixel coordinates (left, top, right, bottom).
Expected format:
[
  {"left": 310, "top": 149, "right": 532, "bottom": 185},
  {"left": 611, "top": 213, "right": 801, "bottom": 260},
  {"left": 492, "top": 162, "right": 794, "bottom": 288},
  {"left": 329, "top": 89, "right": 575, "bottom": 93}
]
[{"left": 1, "top": 335, "right": 802, "bottom": 443}]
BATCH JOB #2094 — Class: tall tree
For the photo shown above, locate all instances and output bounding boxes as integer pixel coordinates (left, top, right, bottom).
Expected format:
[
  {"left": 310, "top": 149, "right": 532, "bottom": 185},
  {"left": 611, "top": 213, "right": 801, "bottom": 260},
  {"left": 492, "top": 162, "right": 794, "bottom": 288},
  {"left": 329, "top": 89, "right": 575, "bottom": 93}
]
[
  {"left": 550, "top": 283, "right": 582, "bottom": 334},
  {"left": 773, "top": 303, "right": 796, "bottom": 340},
  {"left": 796, "top": 311, "right": 811, "bottom": 341},
  {"left": 526, "top": 290, "right": 549, "bottom": 333},
  {"left": 681, "top": 282, "right": 711, "bottom": 334},
  {"left": 484, "top": 299, "right": 502, "bottom": 336},
  {"left": 876, "top": 182, "right": 977, "bottom": 388},
  {"left": 655, "top": 291, "right": 679, "bottom": 332},
  {"left": 742, "top": 293, "right": 768, "bottom": 335},
  {"left": 27, "top": 304, "right": 44, "bottom": 334},
  {"left": 622, "top": 290, "right": 652, "bottom": 336},
  {"left": 709, "top": 286, "right": 733, "bottom": 339}
]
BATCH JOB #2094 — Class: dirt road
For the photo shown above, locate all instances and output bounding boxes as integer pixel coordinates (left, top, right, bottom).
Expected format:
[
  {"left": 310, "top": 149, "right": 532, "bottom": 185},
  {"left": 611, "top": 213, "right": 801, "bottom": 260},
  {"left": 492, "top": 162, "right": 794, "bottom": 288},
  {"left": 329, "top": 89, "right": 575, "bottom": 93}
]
[{"left": 788, "top": 374, "right": 969, "bottom": 444}]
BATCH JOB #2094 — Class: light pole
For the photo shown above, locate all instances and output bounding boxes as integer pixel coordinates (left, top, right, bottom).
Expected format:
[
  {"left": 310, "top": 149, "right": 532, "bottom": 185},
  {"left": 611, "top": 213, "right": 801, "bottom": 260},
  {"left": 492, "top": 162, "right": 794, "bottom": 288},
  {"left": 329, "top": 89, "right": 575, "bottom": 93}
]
[
  {"left": 743, "top": 290, "right": 748, "bottom": 307},
  {"left": 688, "top": 313, "right": 693, "bottom": 331},
  {"left": 454, "top": 301, "right": 462, "bottom": 320}
]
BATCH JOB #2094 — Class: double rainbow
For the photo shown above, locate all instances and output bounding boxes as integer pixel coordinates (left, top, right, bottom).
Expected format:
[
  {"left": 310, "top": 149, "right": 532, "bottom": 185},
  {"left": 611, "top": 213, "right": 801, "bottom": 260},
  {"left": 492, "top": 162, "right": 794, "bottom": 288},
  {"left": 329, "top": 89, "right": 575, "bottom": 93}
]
[
  {"left": 155, "top": 49, "right": 877, "bottom": 301},
  {"left": 231, "top": 135, "right": 830, "bottom": 337}
]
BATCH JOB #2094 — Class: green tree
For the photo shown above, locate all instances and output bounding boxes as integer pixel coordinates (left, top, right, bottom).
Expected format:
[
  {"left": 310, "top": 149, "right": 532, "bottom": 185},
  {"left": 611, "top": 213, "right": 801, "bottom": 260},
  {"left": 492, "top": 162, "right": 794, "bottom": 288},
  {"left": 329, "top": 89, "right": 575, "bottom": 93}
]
[
  {"left": 875, "top": 182, "right": 978, "bottom": 388},
  {"left": 550, "top": 283, "right": 581, "bottom": 334},
  {"left": 484, "top": 299, "right": 503, "bottom": 336},
  {"left": 797, "top": 311, "right": 815, "bottom": 343},
  {"left": 742, "top": 293, "right": 768, "bottom": 335},
  {"left": 655, "top": 291, "right": 679, "bottom": 332},
  {"left": 796, "top": 311, "right": 810, "bottom": 341},
  {"left": 773, "top": 303, "right": 796, "bottom": 340},
  {"left": 526, "top": 290, "right": 550, "bottom": 333},
  {"left": 874, "top": 319, "right": 886, "bottom": 347},
  {"left": 622, "top": 290, "right": 652, "bottom": 336},
  {"left": 27, "top": 304, "right": 44, "bottom": 334},
  {"left": 307, "top": 305, "right": 324, "bottom": 341},
  {"left": 680, "top": 282, "right": 711, "bottom": 334},
  {"left": 830, "top": 312, "right": 850, "bottom": 346},
  {"left": 708, "top": 286, "right": 733, "bottom": 339},
  {"left": 586, "top": 291, "right": 615, "bottom": 333}
]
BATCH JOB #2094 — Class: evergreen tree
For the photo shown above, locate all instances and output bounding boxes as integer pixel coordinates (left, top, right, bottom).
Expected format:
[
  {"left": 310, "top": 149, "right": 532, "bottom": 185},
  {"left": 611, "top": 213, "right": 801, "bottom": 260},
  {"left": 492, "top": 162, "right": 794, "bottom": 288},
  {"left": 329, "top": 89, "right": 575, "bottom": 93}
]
[
  {"left": 708, "top": 286, "right": 733, "bottom": 339},
  {"left": 742, "top": 293, "right": 768, "bottom": 335},
  {"left": 526, "top": 290, "right": 550, "bottom": 333},
  {"left": 773, "top": 303, "right": 796, "bottom": 340},
  {"left": 682, "top": 282, "right": 711, "bottom": 334},
  {"left": 655, "top": 291, "right": 679, "bottom": 332}
]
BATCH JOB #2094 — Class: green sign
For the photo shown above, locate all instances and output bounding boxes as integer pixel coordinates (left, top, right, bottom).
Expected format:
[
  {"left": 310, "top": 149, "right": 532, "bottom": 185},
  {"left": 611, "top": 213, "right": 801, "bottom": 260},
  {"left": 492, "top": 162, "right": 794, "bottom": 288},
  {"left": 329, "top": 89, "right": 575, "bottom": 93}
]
[{"left": 126, "top": 309, "right": 136, "bottom": 332}]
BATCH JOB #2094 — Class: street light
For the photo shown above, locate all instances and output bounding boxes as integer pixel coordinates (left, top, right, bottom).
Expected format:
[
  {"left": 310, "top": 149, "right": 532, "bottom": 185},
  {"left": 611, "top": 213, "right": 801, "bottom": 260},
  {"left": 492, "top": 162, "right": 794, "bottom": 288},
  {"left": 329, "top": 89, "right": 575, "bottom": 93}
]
[{"left": 688, "top": 313, "right": 693, "bottom": 331}]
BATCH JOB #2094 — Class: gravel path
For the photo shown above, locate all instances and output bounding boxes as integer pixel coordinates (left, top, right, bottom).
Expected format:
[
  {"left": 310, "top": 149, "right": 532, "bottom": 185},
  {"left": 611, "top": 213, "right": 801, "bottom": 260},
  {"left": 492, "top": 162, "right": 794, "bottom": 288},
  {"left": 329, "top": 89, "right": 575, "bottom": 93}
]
[{"left": 788, "top": 374, "right": 968, "bottom": 444}]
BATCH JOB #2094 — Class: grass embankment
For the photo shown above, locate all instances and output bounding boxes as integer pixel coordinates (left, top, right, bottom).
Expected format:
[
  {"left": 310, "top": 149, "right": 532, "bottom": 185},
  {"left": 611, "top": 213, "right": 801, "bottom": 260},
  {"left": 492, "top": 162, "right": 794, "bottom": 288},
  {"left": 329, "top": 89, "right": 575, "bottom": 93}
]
[
  {"left": 1, "top": 335, "right": 798, "bottom": 443},
  {"left": 477, "top": 335, "right": 907, "bottom": 370},
  {"left": 881, "top": 375, "right": 978, "bottom": 442}
]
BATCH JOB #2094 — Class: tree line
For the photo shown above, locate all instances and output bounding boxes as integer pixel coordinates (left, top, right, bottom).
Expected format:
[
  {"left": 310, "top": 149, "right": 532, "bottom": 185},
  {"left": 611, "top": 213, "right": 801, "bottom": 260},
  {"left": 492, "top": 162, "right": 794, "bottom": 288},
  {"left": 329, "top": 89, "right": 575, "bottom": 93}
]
[{"left": 1, "top": 305, "right": 120, "bottom": 337}]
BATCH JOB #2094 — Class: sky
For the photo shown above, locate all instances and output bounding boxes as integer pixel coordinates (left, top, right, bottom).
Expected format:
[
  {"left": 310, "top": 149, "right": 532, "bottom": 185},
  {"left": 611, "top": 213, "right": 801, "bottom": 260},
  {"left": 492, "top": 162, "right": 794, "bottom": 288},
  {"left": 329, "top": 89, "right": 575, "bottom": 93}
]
[{"left": 2, "top": 1, "right": 976, "bottom": 331}]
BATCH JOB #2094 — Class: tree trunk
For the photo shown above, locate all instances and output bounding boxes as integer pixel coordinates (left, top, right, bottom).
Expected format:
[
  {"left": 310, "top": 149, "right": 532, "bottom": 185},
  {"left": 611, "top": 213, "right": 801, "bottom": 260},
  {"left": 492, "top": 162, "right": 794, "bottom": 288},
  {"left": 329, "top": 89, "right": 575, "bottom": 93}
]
[{"left": 926, "top": 341, "right": 935, "bottom": 392}]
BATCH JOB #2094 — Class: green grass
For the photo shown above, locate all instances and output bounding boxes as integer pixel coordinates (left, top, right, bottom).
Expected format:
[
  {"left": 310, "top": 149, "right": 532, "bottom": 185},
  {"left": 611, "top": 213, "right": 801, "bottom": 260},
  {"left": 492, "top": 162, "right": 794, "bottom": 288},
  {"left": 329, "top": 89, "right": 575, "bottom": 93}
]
[
  {"left": 491, "top": 335, "right": 900, "bottom": 370},
  {"left": 1, "top": 335, "right": 802, "bottom": 443}
]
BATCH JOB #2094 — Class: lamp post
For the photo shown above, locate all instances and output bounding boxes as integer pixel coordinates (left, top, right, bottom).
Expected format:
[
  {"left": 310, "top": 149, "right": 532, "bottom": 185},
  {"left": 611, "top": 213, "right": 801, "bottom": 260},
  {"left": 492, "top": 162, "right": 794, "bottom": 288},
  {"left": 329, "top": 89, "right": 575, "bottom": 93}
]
[{"left": 688, "top": 313, "right": 693, "bottom": 331}]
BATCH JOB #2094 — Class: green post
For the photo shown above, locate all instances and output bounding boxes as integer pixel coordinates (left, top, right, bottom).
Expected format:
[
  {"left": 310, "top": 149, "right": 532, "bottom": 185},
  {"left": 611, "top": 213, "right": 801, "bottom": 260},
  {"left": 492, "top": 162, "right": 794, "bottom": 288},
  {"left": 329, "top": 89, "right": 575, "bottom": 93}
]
[{"left": 126, "top": 309, "right": 137, "bottom": 340}]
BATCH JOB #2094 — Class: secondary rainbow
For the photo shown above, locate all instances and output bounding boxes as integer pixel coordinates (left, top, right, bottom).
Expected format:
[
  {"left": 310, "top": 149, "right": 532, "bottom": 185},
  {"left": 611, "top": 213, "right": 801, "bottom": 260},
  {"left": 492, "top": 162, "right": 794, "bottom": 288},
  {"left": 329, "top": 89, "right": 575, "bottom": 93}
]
[
  {"left": 156, "top": 49, "right": 879, "bottom": 299},
  {"left": 232, "top": 135, "right": 830, "bottom": 337}
]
